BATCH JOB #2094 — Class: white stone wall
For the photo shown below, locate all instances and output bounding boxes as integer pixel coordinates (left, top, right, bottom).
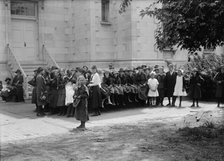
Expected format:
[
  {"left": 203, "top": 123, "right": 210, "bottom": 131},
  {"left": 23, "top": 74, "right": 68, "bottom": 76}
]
[
  {"left": 38, "top": 0, "right": 72, "bottom": 64},
  {"left": 3, "top": 0, "right": 222, "bottom": 76},
  {"left": 69, "top": 0, "right": 91, "bottom": 66},
  {"left": 0, "top": 1, "right": 10, "bottom": 81}
]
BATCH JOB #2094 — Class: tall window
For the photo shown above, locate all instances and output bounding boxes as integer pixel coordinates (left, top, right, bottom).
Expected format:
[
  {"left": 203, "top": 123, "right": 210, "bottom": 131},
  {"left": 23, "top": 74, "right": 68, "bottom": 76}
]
[
  {"left": 11, "top": 1, "right": 36, "bottom": 17},
  {"left": 102, "top": 0, "right": 109, "bottom": 22}
]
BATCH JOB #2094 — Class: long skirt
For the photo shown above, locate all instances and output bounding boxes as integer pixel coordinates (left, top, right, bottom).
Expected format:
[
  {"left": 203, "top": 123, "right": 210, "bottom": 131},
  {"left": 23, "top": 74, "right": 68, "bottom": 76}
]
[
  {"left": 15, "top": 86, "right": 24, "bottom": 102},
  {"left": 57, "top": 88, "right": 65, "bottom": 107},
  {"left": 49, "top": 88, "right": 58, "bottom": 108},
  {"left": 75, "top": 99, "right": 89, "bottom": 122},
  {"left": 89, "top": 85, "right": 102, "bottom": 109},
  {"left": 158, "top": 88, "right": 165, "bottom": 98},
  {"left": 31, "top": 87, "right": 37, "bottom": 104}
]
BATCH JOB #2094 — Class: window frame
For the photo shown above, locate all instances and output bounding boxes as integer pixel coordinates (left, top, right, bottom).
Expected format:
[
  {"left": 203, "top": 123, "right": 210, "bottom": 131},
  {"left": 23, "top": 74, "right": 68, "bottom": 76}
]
[
  {"left": 10, "top": 0, "right": 37, "bottom": 20},
  {"left": 101, "top": 0, "right": 111, "bottom": 25}
]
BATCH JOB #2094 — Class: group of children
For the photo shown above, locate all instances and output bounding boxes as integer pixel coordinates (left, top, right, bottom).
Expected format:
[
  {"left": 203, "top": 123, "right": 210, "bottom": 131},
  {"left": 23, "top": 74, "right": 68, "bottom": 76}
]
[
  {"left": 1, "top": 63, "right": 223, "bottom": 130},
  {"left": 29, "top": 63, "right": 192, "bottom": 118},
  {"left": 147, "top": 66, "right": 187, "bottom": 107}
]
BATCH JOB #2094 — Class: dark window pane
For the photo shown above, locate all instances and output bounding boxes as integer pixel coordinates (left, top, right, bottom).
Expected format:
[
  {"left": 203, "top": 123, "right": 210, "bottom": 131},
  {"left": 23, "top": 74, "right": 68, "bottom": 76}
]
[
  {"left": 11, "top": 1, "right": 35, "bottom": 17},
  {"left": 102, "top": 0, "right": 109, "bottom": 22}
]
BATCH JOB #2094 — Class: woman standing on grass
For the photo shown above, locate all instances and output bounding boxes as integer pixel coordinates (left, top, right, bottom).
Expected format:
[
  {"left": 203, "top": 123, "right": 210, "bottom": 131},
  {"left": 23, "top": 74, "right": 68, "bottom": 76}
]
[{"left": 72, "top": 75, "right": 89, "bottom": 130}]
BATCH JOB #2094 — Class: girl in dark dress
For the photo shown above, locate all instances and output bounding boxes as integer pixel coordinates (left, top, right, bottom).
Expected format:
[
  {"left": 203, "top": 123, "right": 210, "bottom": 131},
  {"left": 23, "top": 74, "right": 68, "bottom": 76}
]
[
  {"left": 73, "top": 75, "right": 89, "bottom": 130},
  {"left": 189, "top": 68, "right": 204, "bottom": 107}
]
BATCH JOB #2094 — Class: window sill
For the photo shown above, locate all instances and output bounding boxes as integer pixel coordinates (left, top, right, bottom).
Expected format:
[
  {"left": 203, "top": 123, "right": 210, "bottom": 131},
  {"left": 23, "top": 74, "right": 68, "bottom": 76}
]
[{"left": 100, "top": 21, "right": 112, "bottom": 26}]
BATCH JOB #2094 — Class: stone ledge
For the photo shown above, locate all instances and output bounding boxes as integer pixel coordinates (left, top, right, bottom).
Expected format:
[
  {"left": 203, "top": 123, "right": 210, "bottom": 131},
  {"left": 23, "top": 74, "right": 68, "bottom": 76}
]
[{"left": 100, "top": 21, "right": 112, "bottom": 26}]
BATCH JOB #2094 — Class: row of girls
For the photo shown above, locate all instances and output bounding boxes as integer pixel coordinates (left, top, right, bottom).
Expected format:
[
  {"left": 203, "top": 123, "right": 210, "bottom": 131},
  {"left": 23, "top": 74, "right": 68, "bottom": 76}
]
[{"left": 29, "top": 64, "right": 224, "bottom": 117}]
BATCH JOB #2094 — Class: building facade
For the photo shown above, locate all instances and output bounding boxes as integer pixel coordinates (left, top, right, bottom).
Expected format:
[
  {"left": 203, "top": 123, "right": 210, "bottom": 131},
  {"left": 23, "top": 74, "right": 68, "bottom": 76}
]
[{"left": 1, "top": 0, "right": 221, "bottom": 82}]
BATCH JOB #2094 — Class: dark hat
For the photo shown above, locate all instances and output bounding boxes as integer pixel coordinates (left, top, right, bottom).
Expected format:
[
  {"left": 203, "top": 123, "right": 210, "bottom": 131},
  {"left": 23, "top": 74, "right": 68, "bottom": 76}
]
[
  {"left": 83, "top": 66, "right": 88, "bottom": 70},
  {"left": 109, "top": 63, "right": 114, "bottom": 69},
  {"left": 136, "top": 66, "right": 142, "bottom": 70},
  {"left": 15, "top": 69, "right": 21, "bottom": 74},
  {"left": 91, "top": 65, "right": 97, "bottom": 70},
  {"left": 168, "top": 63, "right": 174, "bottom": 67},
  {"left": 154, "top": 65, "right": 159, "bottom": 70},
  {"left": 5, "top": 77, "right": 11, "bottom": 82},
  {"left": 51, "top": 66, "right": 59, "bottom": 70},
  {"left": 76, "top": 68, "right": 85, "bottom": 74},
  {"left": 119, "top": 68, "right": 124, "bottom": 72},
  {"left": 36, "top": 67, "right": 44, "bottom": 74}
]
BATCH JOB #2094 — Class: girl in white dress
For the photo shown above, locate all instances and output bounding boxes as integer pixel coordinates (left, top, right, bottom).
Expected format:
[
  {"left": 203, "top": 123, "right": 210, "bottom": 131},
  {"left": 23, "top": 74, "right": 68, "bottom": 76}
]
[
  {"left": 147, "top": 71, "right": 159, "bottom": 106},
  {"left": 65, "top": 70, "right": 75, "bottom": 117},
  {"left": 173, "top": 69, "right": 187, "bottom": 107}
]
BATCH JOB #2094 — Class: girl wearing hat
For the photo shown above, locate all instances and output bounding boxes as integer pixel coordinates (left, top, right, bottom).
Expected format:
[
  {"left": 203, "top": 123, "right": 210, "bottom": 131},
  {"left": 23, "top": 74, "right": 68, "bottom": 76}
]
[
  {"left": 173, "top": 69, "right": 187, "bottom": 107},
  {"left": 147, "top": 71, "right": 159, "bottom": 106}
]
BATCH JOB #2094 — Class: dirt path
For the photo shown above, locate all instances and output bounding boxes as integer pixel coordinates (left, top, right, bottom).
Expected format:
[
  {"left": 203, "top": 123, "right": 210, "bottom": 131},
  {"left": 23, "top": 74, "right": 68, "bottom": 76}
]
[{"left": 1, "top": 116, "right": 224, "bottom": 161}]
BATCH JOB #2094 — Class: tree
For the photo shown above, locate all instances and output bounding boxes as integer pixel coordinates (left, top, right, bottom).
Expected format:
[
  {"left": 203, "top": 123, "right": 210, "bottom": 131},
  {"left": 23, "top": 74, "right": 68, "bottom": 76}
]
[{"left": 120, "top": 0, "right": 224, "bottom": 52}]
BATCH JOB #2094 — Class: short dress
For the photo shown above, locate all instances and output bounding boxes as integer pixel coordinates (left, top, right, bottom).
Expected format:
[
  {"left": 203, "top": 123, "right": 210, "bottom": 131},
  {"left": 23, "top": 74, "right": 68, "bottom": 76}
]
[
  {"left": 173, "top": 76, "right": 187, "bottom": 96},
  {"left": 147, "top": 78, "right": 159, "bottom": 97}
]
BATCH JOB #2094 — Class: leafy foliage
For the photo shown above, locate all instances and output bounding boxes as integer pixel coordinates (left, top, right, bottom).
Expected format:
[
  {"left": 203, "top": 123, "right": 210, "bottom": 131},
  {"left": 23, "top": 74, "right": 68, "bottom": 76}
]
[
  {"left": 120, "top": 0, "right": 224, "bottom": 52},
  {"left": 183, "top": 53, "right": 224, "bottom": 73}
]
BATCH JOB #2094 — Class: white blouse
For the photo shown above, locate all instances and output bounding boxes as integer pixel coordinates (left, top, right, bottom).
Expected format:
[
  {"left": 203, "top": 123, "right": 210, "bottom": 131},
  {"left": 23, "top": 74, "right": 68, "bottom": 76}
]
[{"left": 89, "top": 73, "right": 101, "bottom": 87}]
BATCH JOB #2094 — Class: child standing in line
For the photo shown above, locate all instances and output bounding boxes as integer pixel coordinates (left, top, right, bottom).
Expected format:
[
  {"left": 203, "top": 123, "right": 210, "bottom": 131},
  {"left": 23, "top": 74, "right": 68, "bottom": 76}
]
[
  {"left": 173, "top": 69, "right": 187, "bottom": 107},
  {"left": 147, "top": 71, "right": 159, "bottom": 106},
  {"left": 73, "top": 75, "right": 89, "bottom": 130}
]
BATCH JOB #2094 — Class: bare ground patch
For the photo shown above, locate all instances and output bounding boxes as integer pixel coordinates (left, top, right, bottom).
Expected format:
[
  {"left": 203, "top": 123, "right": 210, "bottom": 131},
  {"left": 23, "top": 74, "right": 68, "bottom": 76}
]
[{"left": 1, "top": 118, "right": 224, "bottom": 161}]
